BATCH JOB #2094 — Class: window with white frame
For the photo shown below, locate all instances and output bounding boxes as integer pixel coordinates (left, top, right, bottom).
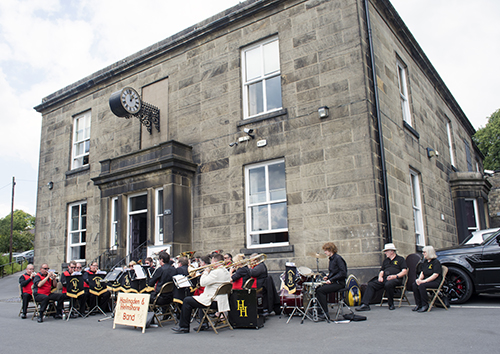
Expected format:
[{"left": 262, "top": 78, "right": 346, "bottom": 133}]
[
  {"left": 245, "top": 159, "right": 288, "bottom": 247},
  {"left": 465, "top": 198, "right": 479, "bottom": 233},
  {"left": 446, "top": 120, "right": 456, "bottom": 167},
  {"left": 241, "top": 36, "right": 282, "bottom": 119},
  {"left": 397, "top": 60, "right": 412, "bottom": 126},
  {"left": 110, "top": 197, "right": 118, "bottom": 250},
  {"left": 155, "top": 188, "right": 164, "bottom": 245},
  {"left": 464, "top": 139, "right": 473, "bottom": 172},
  {"left": 410, "top": 170, "right": 425, "bottom": 247},
  {"left": 68, "top": 201, "right": 87, "bottom": 262},
  {"left": 71, "top": 111, "right": 91, "bottom": 169}
]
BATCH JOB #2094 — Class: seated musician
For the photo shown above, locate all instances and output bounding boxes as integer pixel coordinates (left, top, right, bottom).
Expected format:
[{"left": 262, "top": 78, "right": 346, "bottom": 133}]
[
  {"left": 172, "top": 253, "right": 231, "bottom": 334},
  {"left": 356, "top": 243, "right": 408, "bottom": 311},
  {"left": 60, "top": 260, "right": 86, "bottom": 317},
  {"left": 148, "top": 251, "right": 177, "bottom": 305},
  {"left": 19, "top": 263, "right": 35, "bottom": 319},
  {"left": 230, "top": 254, "right": 251, "bottom": 290},
  {"left": 33, "top": 263, "right": 64, "bottom": 322},
  {"left": 316, "top": 242, "right": 347, "bottom": 320},
  {"left": 191, "top": 255, "right": 210, "bottom": 296},
  {"left": 83, "top": 262, "right": 111, "bottom": 313},
  {"left": 223, "top": 253, "right": 232, "bottom": 264},
  {"left": 249, "top": 253, "right": 268, "bottom": 288},
  {"left": 173, "top": 257, "right": 190, "bottom": 307}
]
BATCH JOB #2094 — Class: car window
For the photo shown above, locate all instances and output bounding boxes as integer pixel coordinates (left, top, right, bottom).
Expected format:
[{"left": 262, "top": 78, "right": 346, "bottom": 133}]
[
  {"left": 482, "top": 232, "right": 494, "bottom": 241},
  {"left": 483, "top": 230, "right": 500, "bottom": 245},
  {"left": 461, "top": 233, "right": 475, "bottom": 245}
]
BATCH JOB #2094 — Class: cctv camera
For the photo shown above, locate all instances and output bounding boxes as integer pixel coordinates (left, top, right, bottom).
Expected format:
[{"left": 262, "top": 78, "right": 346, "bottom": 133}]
[
  {"left": 229, "top": 142, "right": 238, "bottom": 147},
  {"left": 244, "top": 128, "right": 254, "bottom": 134}
]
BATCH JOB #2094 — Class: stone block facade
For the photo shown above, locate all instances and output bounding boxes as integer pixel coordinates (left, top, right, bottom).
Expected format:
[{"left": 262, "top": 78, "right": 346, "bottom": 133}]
[{"left": 34, "top": 0, "right": 488, "bottom": 282}]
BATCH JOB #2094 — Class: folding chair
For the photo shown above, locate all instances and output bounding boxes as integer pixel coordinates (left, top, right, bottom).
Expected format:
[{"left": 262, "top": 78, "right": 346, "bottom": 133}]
[
  {"left": 149, "top": 282, "right": 177, "bottom": 327},
  {"left": 197, "top": 283, "right": 233, "bottom": 334},
  {"left": 31, "top": 286, "right": 57, "bottom": 321},
  {"left": 379, "top": 274, "right": 411, "bottom": 308},
  {"left": 427, "top": 265, "right": 449, "bottom": 312},
  {"left": 18, "top": 285, "right": 37, "bottom": 318}
]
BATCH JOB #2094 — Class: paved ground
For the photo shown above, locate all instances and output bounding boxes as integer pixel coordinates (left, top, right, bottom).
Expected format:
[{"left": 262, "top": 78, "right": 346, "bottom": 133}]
[{"left": 1, "top": 271, "right": 499, "bottom": 354}]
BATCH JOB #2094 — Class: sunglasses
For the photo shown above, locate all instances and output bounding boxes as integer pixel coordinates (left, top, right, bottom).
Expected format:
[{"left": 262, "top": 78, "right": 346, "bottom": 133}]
[{"left": 42, "top": 267, "right": 49, "bottom": 270}]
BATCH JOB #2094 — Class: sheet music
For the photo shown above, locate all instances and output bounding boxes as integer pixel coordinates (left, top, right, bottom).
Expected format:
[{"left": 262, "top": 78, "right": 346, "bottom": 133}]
[
  {"left": 72, "top": 271, "right": 82, "bottom": 275},
  {"left": 133, "top": 265, "right": 147, "bottom": 279},
  {"left": 173, "top": 274, "right": 192, "bottom": 288},
  {"left": 97, "top": 270, "right": 107, "bottom": 275}
]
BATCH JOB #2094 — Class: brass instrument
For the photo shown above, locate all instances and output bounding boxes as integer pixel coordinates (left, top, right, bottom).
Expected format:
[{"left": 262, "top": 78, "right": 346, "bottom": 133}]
[{"left": 187, "top": 253, "right": 267, "bottom": 280}]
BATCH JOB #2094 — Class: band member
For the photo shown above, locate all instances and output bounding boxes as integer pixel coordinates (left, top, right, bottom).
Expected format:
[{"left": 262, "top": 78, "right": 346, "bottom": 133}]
[
  {"left": 249, "top": 253, "right": 268, "bottom": 288},
  {"left": 230, "top": 254, "right": 251, "bottom": 290},
  {"left": 356, "top": 243, "right": 408, "bottom": 311},
  {"left": 83, "top": 262, "right": 111, "bottom": 313},
  {"left": 19, "top": 263, "right": 35, "bottom": 319},
  {"left": 172, "top": 253, "right": 230, "bottom": 333},
  {"left": 33, "top": 263, "right": 64, "bottom": 322},
  {"left": 60, "top": 260, "right": 86, "bottom": 317},
  {"left": 223, "top": 253, "right": 233, "bottom": 265},
  {"left": 191, "top": 255, "right": 210, "bottom": 296},
  {"left": 316, "top": 242, "right": 347, "bottom": 320},
  {"left": 173, "top": 257, "right": 190, "bottom": 305},
  {"left": 412, "top": 245, "right": 443, "bottom": 312},
  {"left": 148, "top": 251, "right": 177, "bottom": 305}
]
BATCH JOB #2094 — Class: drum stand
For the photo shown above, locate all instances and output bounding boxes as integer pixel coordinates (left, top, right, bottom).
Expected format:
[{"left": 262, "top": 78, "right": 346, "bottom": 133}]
[{"left": 301, "top": 283, "right": 330, "bottom": 324}]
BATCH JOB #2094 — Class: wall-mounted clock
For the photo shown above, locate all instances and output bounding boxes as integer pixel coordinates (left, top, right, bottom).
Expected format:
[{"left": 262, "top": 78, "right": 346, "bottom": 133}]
[{"left": 109, "top": 87, "right": 142, "bottom": 117}]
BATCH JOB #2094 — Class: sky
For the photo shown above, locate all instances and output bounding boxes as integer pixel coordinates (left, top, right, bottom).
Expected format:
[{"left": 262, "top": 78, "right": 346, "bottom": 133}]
[{"left": 0, "top": 0, "right": 498, "bottom": 218}]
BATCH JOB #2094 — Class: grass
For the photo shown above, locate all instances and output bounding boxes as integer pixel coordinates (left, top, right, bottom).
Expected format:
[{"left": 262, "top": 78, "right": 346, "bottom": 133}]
[{"left": 0, "top": 256, "right": 27, "bottom": 277}]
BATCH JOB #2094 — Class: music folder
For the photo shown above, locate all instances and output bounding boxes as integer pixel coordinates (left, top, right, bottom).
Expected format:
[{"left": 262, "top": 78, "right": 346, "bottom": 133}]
[{"left": 67, "top": 274, "right": 84, "bottom": 298}]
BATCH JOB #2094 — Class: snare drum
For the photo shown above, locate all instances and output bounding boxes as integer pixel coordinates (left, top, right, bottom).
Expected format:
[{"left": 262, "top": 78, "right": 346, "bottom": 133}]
[{"left": 298, "top": 266, "right": 313, "bottom": 283}]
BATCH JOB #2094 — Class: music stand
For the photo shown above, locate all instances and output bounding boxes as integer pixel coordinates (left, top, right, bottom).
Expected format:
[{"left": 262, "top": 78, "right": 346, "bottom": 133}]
[
  {"left": 98, "top": 268, "right": 123, "bottom": 322},
  {"left": 66, "top": 274, "right": 85, "bottom": 320},
  {"left": 85, "top": 271, "right": 108, "bottom": 318}
]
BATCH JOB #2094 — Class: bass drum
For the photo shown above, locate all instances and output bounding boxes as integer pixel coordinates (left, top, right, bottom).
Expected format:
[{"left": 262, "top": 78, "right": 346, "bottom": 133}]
[{"left": 279, "top": 271, "right": 303, "bottom": 313}]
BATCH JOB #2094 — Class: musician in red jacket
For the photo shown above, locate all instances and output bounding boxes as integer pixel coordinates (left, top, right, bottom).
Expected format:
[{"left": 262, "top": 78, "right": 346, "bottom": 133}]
[
  {"left": 19, "top": 264, "right": 35, "bottom": 319},
  {"left": 61, "top": 260, "right": 87, "bottom": 316},
  {"left": 33, "top": 263, "right": 64, "bottom": 322}
]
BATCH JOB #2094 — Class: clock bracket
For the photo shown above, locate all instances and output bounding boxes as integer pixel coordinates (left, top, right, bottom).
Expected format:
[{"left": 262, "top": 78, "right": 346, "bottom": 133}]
[{"left": 126, "top": 101, "right": 160, "bottom": 135}]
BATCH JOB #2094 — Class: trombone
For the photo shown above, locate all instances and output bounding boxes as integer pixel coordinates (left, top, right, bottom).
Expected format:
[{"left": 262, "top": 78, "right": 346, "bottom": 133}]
[{"left": 187, "top": 253, "right": 267, "bottom": 280}]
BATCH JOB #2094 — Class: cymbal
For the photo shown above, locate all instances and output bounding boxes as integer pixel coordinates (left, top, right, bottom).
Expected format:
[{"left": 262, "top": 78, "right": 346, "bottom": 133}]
[{"left": 307, "top": 252, "right": 327, "bottom": 259}]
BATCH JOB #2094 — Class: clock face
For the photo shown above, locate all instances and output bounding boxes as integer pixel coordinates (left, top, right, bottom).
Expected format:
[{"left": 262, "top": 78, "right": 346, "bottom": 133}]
[{"left": 120, "top": 87, "right": 141, "bottom": 114}]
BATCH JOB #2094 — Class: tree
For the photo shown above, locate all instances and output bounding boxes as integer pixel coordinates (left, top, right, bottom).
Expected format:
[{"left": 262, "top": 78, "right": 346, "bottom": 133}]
[
  {"left": 473, "top": 109, "right": 500, "bottom": 171},
  {"left": 0, "top": 210, "right": 35, "bottom": 253}
]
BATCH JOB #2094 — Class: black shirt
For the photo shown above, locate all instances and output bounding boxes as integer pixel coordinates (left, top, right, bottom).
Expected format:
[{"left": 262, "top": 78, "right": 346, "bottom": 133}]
[
  {"left": 231, "top": 266, "right": 251, "bottom": 284},
  {"left": 421, "top": 258, "right": 442, "bottom": 284},
  {"left": 148, "top": 263, "right": 177, "bottom": 291},
  {"left": 381, "top": 254, "right": 407, "bottom": 278},
  {"left": 327, "top": 253, "right": 347, "bottom": 284}
]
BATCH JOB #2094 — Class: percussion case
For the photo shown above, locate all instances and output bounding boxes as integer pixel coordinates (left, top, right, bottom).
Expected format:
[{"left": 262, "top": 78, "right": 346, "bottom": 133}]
[{"left": 229, "top": 289, "right": 265, "bottom": 329}]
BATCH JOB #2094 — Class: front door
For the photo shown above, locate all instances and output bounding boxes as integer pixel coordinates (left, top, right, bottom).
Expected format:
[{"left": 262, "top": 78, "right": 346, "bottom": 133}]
[{"left": 128, "top": 194, "right": 148, "bottom": 262}]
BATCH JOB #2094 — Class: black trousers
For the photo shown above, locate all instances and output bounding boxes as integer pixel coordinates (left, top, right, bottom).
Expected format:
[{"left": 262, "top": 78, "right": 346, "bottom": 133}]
[
  {"left": 412, "top": 280, "right": 440, "bottom": 307},
  {"left": 178, "top": 296, "right": 217, "bottom": 328},
  {"left": 21, "top": 293, "right": 32, "bottom": 315},
  {"left": 87, "top": 290, "right": 111, "bottom": 312},
  {"left": 361, "top": 278, "right": 402, "bottom": 306},
  {"left": 34, "top": 293, "right": 64, "bottom": 315},
  {"left": 316, "top": 282, "right": 344, "bottom": 316}
]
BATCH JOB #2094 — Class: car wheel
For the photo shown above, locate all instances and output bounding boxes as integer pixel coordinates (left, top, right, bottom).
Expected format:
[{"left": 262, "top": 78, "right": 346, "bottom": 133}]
[{"left": 442, "top": 267, "right": 473, "bottom": 304}]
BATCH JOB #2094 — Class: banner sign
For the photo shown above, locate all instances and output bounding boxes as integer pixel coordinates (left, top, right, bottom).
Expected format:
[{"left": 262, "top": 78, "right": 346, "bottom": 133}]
[{"left": 113, "top": 293, "right": 150, "bottom": 333}]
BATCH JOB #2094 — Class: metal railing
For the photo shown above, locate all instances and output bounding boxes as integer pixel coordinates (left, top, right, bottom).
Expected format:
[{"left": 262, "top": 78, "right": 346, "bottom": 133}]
[
  {"left": 90, "top": 240, "right": 150, "bottom": 272},
  {"left": 0, "top": 259, "right": 26, "bottom": 278}
]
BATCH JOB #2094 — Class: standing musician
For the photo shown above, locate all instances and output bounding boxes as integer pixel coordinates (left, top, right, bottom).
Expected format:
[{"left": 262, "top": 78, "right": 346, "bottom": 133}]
[
  {"left": 316, "top": 242, "right": 347, "bottom": 320},
  {"left": 33, "top": 263, "right": 64, "bottom": 322},
  {"left": 172, "top": 253, "right": 231, "bottom": 334},
  {"left": 230, "top": 254, "right": 251, "bottom": 290},
  {"left": 60, "top": 260, "right": 86, "bottom": 317},
  {"left": 83, "top": 262, "right": 111, "bottom": 313},
  {"left": 148, "top": 251, "right": 177, "bottom": 305},
  {"left": 19, "top": 263, "right": 35, "bottom": 319}
]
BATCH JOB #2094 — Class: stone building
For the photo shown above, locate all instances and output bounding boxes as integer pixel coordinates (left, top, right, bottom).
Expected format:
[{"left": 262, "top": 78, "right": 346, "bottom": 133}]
[{"left": 33, "top": 0, "right": 490, "bottom": 280}]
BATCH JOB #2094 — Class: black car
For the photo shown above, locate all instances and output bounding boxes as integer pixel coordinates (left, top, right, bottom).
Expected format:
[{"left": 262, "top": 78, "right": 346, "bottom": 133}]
[{"left": 436, "top": 230, "right": 500, "bottom": 304}]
